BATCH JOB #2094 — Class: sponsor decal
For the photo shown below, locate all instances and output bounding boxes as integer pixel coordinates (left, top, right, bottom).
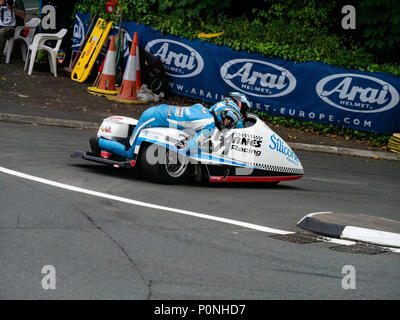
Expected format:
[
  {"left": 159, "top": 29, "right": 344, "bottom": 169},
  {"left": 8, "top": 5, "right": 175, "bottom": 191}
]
[
  {"left": 100, "top": 125, "right": 112, "bottom": 134},
  {"left": 232, "top": 134, "right": 263, "bottom": 148},
  {"left": 175, "top": 107, "right": 184, "bottom": 117},
  {"left": 145, "top": 39, "right": 204, "bottom": 78},
  {"left": 219, "top": 133, "right": 263, "bottom": 157},
  {"left": 316, "top": 73, "right": 400, "bottom": 113},
  {"left": 143, "top": 131, "right": 160, "bottom": 140},
  {"left": 85, "top": 36, "right": 98, "bottom": 56},
  {"left": 269, "top": 134, "right": 299, "bottom": 165},
  {"left": 220, "top": 59, "right": 296, "bottom": 98},
  {"left": 231, "top": 145, "right": 261, "bottom": 157}
]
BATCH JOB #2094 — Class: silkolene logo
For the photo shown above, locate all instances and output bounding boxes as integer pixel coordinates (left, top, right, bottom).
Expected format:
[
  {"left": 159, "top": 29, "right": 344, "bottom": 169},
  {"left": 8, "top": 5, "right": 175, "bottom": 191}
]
[
  {"left": 316, "top": 73, "right": 400, "bottom": 113},
  {"left": 145, "top": 39, "right": 204, "bottom": 78},
  {"left": 220, "top": 59, "right": 297, "bottom": 98}
]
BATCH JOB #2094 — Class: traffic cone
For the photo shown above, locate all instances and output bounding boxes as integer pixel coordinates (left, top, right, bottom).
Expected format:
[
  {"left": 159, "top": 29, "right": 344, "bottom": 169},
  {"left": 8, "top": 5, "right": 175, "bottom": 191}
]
[
  {"left": 88, "top": 36, "right": 119, "bottom": 96},
  {"left": 134, "top": 32, "right": 141, "bottom": 91},
  {"left": 107, "top": 35, "right": 143, "bottom": 104},
  {"left": 119, "top": 38, "right": 137, "bottom": 100}
]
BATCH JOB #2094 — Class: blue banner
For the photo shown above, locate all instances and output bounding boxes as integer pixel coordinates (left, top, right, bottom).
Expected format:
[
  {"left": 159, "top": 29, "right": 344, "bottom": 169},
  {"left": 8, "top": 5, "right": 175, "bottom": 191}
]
[{"left": 73, "top": 13, "right": 400, "bottom": 135}]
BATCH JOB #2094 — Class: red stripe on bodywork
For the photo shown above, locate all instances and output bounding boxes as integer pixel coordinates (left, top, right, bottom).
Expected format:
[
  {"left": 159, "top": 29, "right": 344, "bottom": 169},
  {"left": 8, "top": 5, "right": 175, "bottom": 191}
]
[
  {"left": 101, "top": 151, "right": 112, "bottom": 159},
  {"left": 209, "top": 175, "right": 303, "bottom": 182}
]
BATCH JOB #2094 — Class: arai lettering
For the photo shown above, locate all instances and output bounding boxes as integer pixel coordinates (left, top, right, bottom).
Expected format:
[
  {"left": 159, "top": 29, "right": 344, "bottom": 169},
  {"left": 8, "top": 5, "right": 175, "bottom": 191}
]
[
  {"left": 155, "top": 43, "right": 196, "bottom": 70},
  {"left": 321, "top": 77, "right": 388, "bottom": 104},
  {"left": 316, "top": 73, "right": 399, "bottom": 113},
  {"left": 220, "top": 59, "right": 296, "bottom": 98},
  {"left": 145, "top": 39, "right": 204, "bottom": 78},
  {"left": 225, "top": 63, "right": 287, "bottom": 90}
]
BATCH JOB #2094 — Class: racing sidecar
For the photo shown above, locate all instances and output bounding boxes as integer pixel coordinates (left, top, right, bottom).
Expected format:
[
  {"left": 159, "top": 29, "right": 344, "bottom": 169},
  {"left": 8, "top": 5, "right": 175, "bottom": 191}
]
[{"left": 71, "top": 112, "right": 304, "bottom": 184}]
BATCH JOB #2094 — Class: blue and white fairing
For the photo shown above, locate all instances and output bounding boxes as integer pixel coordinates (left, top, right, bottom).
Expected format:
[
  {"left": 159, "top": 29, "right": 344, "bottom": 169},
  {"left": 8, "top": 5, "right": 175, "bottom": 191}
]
[{"left": 136, "top": 114, "right": 304, "bottom": 182}]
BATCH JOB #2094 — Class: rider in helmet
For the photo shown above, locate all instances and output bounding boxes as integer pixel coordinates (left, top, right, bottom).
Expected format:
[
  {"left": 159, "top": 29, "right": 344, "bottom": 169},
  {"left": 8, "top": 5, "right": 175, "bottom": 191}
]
[
  {"left": 223, "top": 92, "right": 251, "bottom": 118},
  {"left": 209, "top": 91, "right": 251, "bottom": 130},
  {"left": 225, "top": 92, "right": 250, "bottom": 118},
  {"left": 210, "top": 98, "right": 241, "bottom": 130},
  {"left": 96, "top": 92, "right": 251, "bottom": 158},
  {"left": 185, "top": 92, "right": 251, "bottom": 151}
]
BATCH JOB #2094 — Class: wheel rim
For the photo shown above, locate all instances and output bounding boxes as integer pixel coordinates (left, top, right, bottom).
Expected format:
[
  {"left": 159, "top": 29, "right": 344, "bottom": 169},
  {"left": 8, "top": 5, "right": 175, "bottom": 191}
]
[{"left": 164, "top": 149, "right": 188, "bottom": 178}]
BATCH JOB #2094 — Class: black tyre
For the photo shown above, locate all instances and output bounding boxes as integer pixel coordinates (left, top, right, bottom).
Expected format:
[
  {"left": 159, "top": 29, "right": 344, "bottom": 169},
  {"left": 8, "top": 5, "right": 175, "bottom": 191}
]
[{"left": 139, "top": 143, "right": 189, "bottom": 184}]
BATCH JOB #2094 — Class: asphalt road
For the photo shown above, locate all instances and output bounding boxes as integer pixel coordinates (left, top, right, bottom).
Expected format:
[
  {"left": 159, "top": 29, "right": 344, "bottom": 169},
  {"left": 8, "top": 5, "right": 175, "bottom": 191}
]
[{"left": 0, "top": 122, "right": 399, "bottom": 299}]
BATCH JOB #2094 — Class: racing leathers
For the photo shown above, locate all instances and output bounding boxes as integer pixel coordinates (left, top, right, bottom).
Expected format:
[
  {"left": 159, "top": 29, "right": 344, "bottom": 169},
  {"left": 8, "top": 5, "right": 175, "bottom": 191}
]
[{"left": 98, "top": 103, "right": 243, "bottom": 160}]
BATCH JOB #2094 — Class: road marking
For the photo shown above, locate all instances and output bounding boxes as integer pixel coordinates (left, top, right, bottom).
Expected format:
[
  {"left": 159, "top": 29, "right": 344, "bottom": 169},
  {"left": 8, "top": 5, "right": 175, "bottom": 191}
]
[
  {"left": 1, "top": 166, "right": 399, "bottom": 253},
  {"left": 0, "top": 166, "right": 292, "bottom": 235}
]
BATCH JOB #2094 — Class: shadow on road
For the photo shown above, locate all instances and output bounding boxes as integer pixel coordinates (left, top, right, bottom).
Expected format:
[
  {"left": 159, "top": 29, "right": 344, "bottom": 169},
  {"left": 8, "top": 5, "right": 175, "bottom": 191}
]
[{"left": 70, "top": 163, "right": 307, "bottom": 191}]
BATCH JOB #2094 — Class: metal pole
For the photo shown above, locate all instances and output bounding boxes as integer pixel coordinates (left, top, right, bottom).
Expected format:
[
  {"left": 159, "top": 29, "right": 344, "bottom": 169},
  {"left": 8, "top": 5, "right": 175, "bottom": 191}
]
[{"left": 39, "top": 0, "right": 42, "bottom": 32}]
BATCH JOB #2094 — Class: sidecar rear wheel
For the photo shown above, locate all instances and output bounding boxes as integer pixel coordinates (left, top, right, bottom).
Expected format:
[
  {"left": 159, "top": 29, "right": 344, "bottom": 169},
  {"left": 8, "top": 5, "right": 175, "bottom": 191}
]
[{"left": 140, "top": 144, "right": 188, "bottom": 184}]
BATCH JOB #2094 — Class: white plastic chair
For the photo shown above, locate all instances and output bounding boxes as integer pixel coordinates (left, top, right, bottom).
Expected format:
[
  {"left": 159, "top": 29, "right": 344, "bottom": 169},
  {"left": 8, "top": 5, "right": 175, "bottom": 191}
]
[
  {"left": 5, "top": 17, "right": 41, "bottom": 64},
  {"left": 24, "top": 28, "right": 68, "bottom": 77}
]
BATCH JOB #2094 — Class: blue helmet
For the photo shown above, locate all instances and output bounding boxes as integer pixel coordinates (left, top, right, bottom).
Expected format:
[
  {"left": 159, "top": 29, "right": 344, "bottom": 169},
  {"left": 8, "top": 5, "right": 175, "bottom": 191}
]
[
  {"left": 224, "top": 92, "right": 251, "bottom": 116},
  {"left": 211, "top": 98, "right": 241, "bottom": 130}
]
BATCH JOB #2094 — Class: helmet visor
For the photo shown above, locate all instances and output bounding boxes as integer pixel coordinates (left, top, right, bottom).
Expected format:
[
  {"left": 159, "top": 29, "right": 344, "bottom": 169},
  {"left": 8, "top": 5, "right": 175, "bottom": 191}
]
[
  {"left": 221, "top": 110, "right": 239, "bottom": 129},
  {"left": 224, "top": 117, "right": 233, "bottom": 128}
]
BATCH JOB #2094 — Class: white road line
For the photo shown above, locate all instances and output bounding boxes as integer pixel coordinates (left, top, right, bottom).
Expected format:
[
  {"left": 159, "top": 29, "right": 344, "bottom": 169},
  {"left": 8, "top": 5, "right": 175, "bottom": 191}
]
[
  {"left": 0, "top": 166, "right": 292, "bottom": 235},
  {"left": 1, "top": 166, "right": 399, "bottom": 253}
]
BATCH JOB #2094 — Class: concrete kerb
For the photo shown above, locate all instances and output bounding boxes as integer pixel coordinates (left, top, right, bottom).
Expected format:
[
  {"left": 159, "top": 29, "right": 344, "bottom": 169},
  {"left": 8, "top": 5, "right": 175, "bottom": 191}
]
[
  {"left": 0, "top": 113, "right": 99, "bottom": 130},
  {"left": 290, "top": 142, "right": 400, "bottom": 161},
  {"left": 1, "top": 112, "right": 399, "bottom": 161},
  {"left": 297, "top": 212, "right": 400, "bottom": 248}
]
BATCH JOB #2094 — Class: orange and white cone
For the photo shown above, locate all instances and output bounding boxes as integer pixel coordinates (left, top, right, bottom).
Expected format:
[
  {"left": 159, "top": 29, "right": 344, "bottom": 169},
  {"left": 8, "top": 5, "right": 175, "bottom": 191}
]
[
  {"left": 88, "top": 36, "right": 119, "bottom": 96},
  {"left": 134, "top": 32, "right": 141, "bottom": 91},
  {"left": 107, "top": 35, "right": 142, "bottom": 104},
  {"left": 118, "top": 40, "right": 137, "bottom": 100}
]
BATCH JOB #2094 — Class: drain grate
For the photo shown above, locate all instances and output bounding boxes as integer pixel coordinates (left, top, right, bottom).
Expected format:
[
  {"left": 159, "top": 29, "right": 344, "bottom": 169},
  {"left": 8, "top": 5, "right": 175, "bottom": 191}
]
[
  {"left": 329, "top": 243, "right": 391, "bottom": 255},
  {"left": 271, "top": 232, "right": 324, "bottom": 244},
  {"left": 271, "top": 232, "right": 392, "bottom": 255}
]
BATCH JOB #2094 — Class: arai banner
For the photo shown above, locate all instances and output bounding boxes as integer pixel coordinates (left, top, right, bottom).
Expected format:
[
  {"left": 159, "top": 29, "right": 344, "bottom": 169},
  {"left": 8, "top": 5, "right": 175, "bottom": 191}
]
[{"left": 73, "top": 12, "right": 400, "bottom": 135}]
